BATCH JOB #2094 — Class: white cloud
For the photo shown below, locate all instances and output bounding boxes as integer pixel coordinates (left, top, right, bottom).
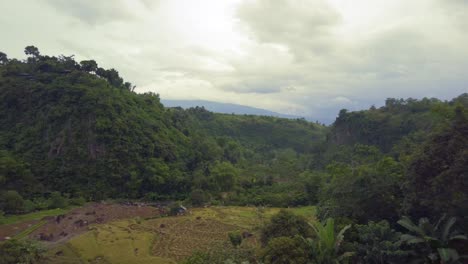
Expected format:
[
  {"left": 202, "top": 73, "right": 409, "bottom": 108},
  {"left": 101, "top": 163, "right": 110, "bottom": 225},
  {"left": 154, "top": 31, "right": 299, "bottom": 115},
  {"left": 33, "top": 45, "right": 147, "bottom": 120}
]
[{"left": 0, "top": 0, "right": 467, "bottom": 123}]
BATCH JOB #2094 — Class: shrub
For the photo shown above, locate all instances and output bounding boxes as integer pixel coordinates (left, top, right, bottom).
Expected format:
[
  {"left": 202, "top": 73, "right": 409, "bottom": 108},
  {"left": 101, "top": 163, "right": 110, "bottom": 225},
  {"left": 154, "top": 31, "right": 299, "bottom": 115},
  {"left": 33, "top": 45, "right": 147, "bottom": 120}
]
[
  {"left": 48, "top": 192, "right": 68, "bottom": 209},
  {"left": 69, "top": 196, "right": 86, "bottom": 206},
  {"left": 23, "top": 200, "right": 36, "bottom": 213},
  {"left": 352, "top": 220, "right": 410, "bottom": 263},
  {"left": 0, "top": 239, "right": 45, "bottom": 264},
  {"left": 260, "top": 210, "right": 313, "bottom": 245},
  {"left": 398, "top": 215, "right": 468, "bottom": 264},
  {"left": 0, "top": 190, "right": 25, "bottom": 214},
  {"left": 261, "top": 236, "right": 310, "bottom": 264},
  {"left": 190, "top": 189, "right": 207, "bottom": 206},
  {"left": 228, "top": 231, "right": 242, "bottom": 247}
]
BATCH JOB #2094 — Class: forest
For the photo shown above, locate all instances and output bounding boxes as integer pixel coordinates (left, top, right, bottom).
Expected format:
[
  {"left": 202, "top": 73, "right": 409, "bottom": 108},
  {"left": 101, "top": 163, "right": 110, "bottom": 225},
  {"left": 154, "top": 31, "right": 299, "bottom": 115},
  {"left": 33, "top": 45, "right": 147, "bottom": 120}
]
[{"left": 0, "top": 47, "right": 467, "bottom": 263}]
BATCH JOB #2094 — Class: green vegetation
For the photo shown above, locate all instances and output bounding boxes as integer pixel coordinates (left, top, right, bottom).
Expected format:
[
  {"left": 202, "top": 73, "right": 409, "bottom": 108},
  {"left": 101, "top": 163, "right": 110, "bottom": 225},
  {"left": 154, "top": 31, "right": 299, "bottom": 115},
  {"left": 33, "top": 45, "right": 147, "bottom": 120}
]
[
  {"left": 0, "top": 208, "right": 69, "bottom": 225},
  {"left": 0, "top": 47, "right": 467, "bottom": 262},
  {"left": 12, "top": 220, "right": 47, "bottom": 239},
  {"left": 0, "top": 239, "right": 45, "bottom": 264}
]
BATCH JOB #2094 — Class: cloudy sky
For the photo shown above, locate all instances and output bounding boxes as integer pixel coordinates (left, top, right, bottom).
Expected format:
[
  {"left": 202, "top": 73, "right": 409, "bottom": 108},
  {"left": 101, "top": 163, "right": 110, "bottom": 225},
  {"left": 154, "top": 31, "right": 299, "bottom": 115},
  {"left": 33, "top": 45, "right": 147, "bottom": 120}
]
[{"left": 1, "top": 0, "right": 467, "bottom": 121}]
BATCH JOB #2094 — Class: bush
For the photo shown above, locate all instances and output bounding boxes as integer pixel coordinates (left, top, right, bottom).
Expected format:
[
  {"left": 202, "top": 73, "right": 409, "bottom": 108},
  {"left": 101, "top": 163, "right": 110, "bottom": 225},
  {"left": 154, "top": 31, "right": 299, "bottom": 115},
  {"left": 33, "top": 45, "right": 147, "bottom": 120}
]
[
  {"left": 190, "top": 189, "right": 207, "bottom": 206},
  {"left": 228, "top": 231, "right": 242, "bottom": 247},
  {"left": 0, "top": 190, "right": 25, "bottom": 214},
  {"left": 69, "top": 196, "right": 86, "bottom": 206},
  {"left": 48, "top": 192, "right": 68, "bottom": 209},
  {"left": 0, "top": 239, "right": 45, "bottom": 264},
  {"left": 261, "top": 236, "right": 310, "bottom": 264},
  {"left": 351, "top": 220, "right": 409, "bottom": 263},
  {"left": 23, "top": 200, "right": 36, "bottom": 213},
  {"left": 32, "top": 197, "right": 49, "bottom": 210},
  {"left": 260, "top": 210, "right": 313, "bottom": 245}
]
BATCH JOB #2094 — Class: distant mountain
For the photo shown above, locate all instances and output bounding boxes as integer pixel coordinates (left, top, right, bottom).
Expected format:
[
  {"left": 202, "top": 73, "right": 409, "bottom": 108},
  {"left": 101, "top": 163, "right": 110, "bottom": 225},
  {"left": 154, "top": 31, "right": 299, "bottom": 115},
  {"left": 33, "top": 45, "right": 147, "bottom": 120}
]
[{"left": 162, "top": 99, "right": 307, "bottom": 120}]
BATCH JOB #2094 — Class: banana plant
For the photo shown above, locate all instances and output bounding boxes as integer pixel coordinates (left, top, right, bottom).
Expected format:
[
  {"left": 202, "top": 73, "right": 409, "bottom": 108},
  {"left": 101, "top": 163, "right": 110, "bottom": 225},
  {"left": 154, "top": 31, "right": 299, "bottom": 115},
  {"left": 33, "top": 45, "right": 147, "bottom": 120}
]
[
  {"left": 398, "top": 215, "right": 467, "bottom": 264},
  {"left": 306, "top": 218, "right": 354, "bottom": 264}
]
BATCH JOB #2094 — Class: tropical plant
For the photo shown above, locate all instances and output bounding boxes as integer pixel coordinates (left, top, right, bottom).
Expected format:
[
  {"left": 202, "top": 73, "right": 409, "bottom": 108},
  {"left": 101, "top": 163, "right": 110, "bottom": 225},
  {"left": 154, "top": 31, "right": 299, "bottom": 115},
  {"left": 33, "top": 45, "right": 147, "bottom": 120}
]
[
  {"left": 307, "top": 218, "right": 353, "bottom": 264},
  {"left": 352, "top": 220, "right": 410, "bottom": 263},
  {"left": 398, "top": 216, "right": 467, "bottom": 264},
  {"left": 261, "top": 236, "right": 310, "bottom": 264},
  {"left": 0, "top": 239, "right": 45, "bottom": 264},
  {"left": 260, "top": 210, "right": 313, "bottom": 245}
]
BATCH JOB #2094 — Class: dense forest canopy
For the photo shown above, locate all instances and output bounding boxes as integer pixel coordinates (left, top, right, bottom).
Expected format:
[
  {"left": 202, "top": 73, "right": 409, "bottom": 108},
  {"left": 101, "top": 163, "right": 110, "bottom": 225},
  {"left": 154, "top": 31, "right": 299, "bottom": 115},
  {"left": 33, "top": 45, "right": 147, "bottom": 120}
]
[{"left": 0, "top": 47, "right": 467, "bottom": 238}]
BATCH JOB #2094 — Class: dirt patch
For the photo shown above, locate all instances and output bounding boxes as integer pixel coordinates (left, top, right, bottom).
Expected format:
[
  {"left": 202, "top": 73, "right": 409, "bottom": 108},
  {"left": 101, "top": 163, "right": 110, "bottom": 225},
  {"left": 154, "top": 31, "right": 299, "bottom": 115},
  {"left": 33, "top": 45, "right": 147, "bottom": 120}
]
[
  {"left": 30, "top": 202, "right": 160, "bottom": 244},
  {"left": 0, "top": 220, "right": 39, "bottom": 241}
]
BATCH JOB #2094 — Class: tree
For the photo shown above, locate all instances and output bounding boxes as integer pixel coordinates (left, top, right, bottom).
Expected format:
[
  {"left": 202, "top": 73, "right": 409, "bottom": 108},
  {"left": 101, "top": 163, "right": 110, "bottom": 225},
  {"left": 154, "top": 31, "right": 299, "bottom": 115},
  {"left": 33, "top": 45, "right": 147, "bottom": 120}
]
[
  {"left": 260, "top": 210, "right": 313, "bottom": 245},
  {"left": 210, "top": 162, "right": 238, "bottom": 192},
  {"left": 0, "top": 239, "right": 45, "bottom": 264},
  {"left": 190, "top": 189, "right": 207, "bottom": 206},
  {"left": 403, "top": 107, "right": 468, "bottom": 226},
  {"left": 352, "top": 220, "right": 409, "bottom": 263},
  {"left": 261, "top": 236, "right": 310, "bottom": 264},
  {"left": 80, "top": 60, "right": 98, "bottom": 73},
  {"left": 0, "top": 51, "right": 8, "bottom": 65},
  {"left": 0, "top": 190, "right": 24, "bottom": 214},
  {"left": 49, "top": 191, "right": 68, "bottom": 209},
  {"left": 24, "top": 45, "right": 40, "bottom": 58}
]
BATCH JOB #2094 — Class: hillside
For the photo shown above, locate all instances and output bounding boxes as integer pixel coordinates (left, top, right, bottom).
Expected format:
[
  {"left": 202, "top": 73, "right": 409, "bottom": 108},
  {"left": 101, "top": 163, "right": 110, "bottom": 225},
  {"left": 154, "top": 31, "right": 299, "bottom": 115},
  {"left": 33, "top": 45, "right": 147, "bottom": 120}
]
[
  {"left": 0, "top": 48, "right": 327, "bottom": 205},
  {"left": 1, "top": 47, "right": 467, "bottom": 264},
  {"left": 162, "top": 99, "right": 308, "bottom": 120}
]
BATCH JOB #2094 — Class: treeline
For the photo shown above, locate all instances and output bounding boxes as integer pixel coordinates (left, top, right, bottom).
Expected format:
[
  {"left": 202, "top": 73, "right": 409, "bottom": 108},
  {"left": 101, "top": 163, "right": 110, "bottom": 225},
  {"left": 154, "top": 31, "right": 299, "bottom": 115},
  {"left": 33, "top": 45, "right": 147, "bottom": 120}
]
[
  {"left": 0, "top": 47, "right": 326, "bottom": 213},
  {"left": 1, "top": 46, "right": 467, "bottom": 263}
]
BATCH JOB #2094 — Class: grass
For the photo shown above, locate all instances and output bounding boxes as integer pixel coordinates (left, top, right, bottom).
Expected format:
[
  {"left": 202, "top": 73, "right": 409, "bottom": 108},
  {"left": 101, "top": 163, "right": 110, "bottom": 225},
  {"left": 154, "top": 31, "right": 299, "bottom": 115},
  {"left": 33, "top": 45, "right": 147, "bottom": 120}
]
[
  {"left": 0, "top": 208, "right": 71, "bottom": 225},
  {"left": 44, "top": 206, "right": 316, "bottom": 264},
  {"left": 13, "top": 220, "right": 48, "bottom": 239},
  {"left": 47, "top": 219, "right": 175, "bottom": 264}
]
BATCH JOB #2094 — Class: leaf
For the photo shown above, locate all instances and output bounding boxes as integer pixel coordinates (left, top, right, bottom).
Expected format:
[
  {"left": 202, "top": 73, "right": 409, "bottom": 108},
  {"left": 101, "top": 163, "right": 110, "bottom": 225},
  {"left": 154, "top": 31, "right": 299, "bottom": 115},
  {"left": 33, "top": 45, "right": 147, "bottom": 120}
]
[
  {"left": 441, "top": 217, "right": 456, "bottom": 243},
  {"left": 449, "top": 234, "right": 468, "bottom": 241},
  {"left": 398, "top": 217, "right": 424, "bottom": 235},
  {"left": 400, "top": 234, "right": 425, "bottom": 244},
  {"left": 437, "top": 248, "right": 459, "bottom": 262}
]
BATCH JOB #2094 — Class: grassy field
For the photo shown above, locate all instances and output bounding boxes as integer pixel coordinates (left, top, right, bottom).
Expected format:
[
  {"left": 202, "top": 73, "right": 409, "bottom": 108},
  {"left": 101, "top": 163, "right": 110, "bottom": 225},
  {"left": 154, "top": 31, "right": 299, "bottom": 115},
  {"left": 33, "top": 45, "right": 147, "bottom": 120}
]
[
  {"left": 0, "top": 208, "right": 71, "bottom": 225},
  {"left": 44, "top": 206, "right": 316, "bottom": 264}
]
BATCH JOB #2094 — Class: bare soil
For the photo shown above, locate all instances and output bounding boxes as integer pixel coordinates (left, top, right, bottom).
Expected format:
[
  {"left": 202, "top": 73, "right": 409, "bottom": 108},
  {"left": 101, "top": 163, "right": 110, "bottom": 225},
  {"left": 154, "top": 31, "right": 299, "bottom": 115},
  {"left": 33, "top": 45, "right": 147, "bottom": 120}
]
[
  {"left": 0, "top": 220, "right": 39, "bottom": 241},
  {"left": 29, "top": 202, "right": 161, "bottom": 244}
]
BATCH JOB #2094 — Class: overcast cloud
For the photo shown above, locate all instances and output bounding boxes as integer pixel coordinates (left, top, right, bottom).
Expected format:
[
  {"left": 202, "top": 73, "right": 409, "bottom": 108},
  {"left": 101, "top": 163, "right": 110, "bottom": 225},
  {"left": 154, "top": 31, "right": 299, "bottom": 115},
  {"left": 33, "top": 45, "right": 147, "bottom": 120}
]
[{"left": 1, "top": 0, "right": 467, "bottom": 122}]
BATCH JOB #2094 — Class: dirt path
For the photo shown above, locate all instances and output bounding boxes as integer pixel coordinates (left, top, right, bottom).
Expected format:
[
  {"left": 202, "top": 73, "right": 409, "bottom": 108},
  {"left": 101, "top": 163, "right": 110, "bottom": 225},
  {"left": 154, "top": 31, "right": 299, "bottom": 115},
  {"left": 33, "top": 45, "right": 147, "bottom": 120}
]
[
  {"left": 29, "top": 202, "right": 161, "bottom": 245},
  {"left": 0, "top": 220, "right": 40, "bottom": 241}
]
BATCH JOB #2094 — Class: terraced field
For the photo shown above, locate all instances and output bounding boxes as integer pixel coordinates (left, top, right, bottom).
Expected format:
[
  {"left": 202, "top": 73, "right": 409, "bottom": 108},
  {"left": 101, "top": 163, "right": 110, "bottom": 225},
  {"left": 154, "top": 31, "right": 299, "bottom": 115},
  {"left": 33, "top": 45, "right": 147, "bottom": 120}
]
[{"left": 42, "top": 206, "right": 316, "bottom": 264}]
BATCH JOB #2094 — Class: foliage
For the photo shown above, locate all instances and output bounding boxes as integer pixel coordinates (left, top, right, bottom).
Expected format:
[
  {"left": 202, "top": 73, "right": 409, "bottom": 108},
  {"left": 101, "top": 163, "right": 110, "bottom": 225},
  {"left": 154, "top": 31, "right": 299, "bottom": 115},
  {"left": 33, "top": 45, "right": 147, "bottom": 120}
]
[
  {"left": 351, "top": 220, "right": 410, "bottom": 263},
  {"left": 0, "top": 190, "right": 24, "bottom": 214},
  {"left": 306, "top": 218, "right": 353, "bottom": 264},
  {"left": 0, "top": 239, "right": 45, "bottom": 264},
  {"left": 398, "top": 216, "right": 467, "bottom": 264},
  {"left": 48, "top": 191, "right": 68, "bottom": 209},
  {"left": 318, "top": 155, "right": 403, "bottom": 223},
  {"left": 260, "top": 236, "right": 310, "bottom": 264},
  {"left": 228, "top": 231, "right": 243, "bottom": 248},
  {"left": 260, "top": 210, "right": 313, "bottom": 245},
  {"left": 182, "top": 245, "right": 255, "bottom": 264},
  {"left": 403, "top": 108, "right": 468, "bottom": 229},
  {"left": 190, "top": 189, "right": 207, "bottom": 206}
]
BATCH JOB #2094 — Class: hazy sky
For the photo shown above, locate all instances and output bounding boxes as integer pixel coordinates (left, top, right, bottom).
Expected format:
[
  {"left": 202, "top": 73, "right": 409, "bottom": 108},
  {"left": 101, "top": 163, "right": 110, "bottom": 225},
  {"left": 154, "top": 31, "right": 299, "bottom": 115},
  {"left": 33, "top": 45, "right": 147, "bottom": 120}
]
[{"left": 1, "top": 0, "right": 467, "bottom": 120}]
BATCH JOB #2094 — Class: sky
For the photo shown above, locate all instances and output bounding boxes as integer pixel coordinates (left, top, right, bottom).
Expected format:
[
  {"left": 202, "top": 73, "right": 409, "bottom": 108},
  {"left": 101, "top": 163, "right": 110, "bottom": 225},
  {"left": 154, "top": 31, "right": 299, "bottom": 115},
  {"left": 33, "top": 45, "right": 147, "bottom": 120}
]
[{"left": 1, "top": 0, "right": 467, "bottom": 121}]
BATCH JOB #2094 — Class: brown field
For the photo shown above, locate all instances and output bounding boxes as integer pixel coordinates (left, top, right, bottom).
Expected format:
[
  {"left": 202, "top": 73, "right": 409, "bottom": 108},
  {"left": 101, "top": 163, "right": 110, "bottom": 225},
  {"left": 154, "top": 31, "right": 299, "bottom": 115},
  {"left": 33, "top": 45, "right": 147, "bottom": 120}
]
[
  {"left": 29, "top": 202, "right": 161, "bottom": 244},
  {"left": 42, "top": 206, "right": 315, "bottom": 264}
]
